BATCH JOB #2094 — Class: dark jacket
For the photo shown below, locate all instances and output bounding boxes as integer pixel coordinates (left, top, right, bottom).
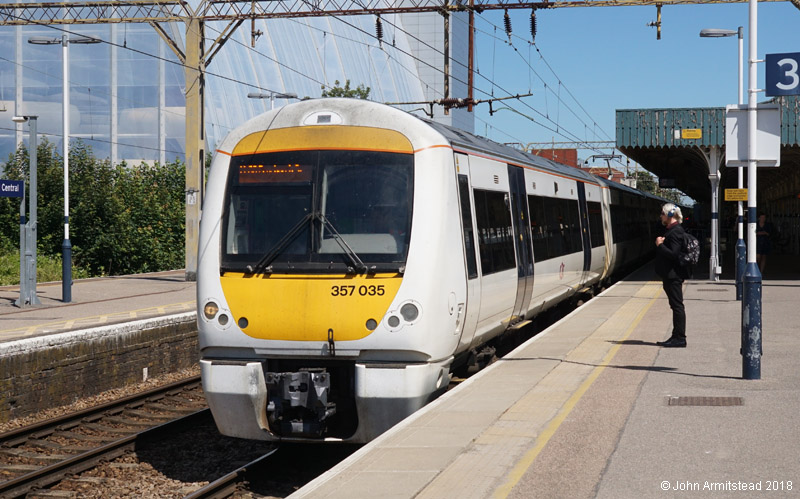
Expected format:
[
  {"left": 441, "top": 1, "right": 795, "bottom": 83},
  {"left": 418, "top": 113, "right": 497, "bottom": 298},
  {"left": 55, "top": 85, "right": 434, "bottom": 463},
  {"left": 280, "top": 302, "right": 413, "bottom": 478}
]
[{"left": 655, "top": 222, "right": 688, "bottom": 280}]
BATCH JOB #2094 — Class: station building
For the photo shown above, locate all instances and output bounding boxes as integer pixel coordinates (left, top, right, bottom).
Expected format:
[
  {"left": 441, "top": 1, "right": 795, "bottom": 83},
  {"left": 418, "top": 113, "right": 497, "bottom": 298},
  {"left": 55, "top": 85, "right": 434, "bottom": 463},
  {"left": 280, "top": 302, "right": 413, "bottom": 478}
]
[
  {"left": 0, "top": 11, "right": 472, "bottom": 165},
  {"left": 617, "top": 96, "right": 800, "bottom": 278}
]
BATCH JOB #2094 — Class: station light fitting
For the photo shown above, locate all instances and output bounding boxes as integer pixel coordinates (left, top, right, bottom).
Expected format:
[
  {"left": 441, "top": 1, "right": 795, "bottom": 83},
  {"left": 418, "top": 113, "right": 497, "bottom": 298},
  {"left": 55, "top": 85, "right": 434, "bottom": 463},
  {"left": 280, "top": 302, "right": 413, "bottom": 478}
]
[
  {"left": 28, "top": 35, "right": 101, "bottom": 45},
  {"left": 699, "top": 28, "right": 738, "bottom": 38}
]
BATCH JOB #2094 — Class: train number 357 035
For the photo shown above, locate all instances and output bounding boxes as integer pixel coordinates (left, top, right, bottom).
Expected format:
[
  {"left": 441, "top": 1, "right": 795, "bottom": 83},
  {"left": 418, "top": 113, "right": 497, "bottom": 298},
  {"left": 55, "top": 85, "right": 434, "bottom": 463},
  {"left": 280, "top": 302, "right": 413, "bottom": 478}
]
[{"left": 331, "top": 285, "right": 386, "bottom": 297}]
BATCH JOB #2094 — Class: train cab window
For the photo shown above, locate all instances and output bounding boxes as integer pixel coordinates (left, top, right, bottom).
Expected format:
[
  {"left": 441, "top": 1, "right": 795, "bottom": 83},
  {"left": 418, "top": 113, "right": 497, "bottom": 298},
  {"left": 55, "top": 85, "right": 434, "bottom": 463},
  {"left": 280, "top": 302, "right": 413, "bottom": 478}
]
[
  {"left": 222, "top": 149, "right": 413, "bottom": 273},
  {"left": 473, "top": 189, "right": 516, "bottom": 275},
  {"left": 528, "top": 195, "right": 583, "bottom": 261},
  {"left": 458, "top": 175, "right": 479, "bottom": 279}
]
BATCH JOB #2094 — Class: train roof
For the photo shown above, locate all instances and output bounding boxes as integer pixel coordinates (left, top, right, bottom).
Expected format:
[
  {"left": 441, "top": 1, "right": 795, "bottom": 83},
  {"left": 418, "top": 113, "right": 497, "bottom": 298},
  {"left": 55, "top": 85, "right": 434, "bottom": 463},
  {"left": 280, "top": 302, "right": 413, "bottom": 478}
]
[
  {"left": 419, "top": 114, "right": 674, "bottom": 205},
  {"left": 421, "top": 118, "right": 600, "bottom": 186}
]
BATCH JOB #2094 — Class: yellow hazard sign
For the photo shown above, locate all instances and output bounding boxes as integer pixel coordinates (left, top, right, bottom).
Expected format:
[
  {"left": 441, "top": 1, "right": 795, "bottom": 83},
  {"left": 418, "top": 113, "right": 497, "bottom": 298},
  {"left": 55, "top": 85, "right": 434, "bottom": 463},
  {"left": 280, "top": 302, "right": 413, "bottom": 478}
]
[
  {"left": 725, "top": 188, "right": 748, "bottom": 201},
  {"left": 681, "top": 129, "right": 703, "bottom": 139}
]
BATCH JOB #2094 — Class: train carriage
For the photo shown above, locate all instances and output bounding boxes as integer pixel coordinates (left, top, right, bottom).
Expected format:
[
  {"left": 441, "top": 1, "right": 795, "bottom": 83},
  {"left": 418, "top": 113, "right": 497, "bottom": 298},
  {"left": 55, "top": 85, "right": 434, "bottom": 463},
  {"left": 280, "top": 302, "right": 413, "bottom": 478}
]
[{"left": 197, "top": 99, "right": 662, "bottom": 443}]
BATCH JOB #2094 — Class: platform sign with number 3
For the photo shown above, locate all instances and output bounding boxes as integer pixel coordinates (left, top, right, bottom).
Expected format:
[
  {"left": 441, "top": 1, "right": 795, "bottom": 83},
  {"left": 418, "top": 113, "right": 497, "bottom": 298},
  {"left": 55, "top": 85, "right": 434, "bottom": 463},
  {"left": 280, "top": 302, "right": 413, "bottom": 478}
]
[{"left": 766, "top": 52, "right": 800, "bottom": 96}]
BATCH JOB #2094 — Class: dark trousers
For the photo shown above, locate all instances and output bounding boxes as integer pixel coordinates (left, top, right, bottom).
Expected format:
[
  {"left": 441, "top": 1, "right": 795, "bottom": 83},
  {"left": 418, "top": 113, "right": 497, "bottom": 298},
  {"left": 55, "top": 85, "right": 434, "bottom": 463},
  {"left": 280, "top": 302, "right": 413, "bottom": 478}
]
[{"left": 662, "top": 278, "right": 686, "bottom": 338}]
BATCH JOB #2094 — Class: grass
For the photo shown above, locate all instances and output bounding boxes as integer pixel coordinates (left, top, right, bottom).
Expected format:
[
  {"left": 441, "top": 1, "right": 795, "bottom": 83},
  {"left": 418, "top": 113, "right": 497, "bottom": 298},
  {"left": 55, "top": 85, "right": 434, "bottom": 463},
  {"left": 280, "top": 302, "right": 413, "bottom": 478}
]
[{"left": 0, "top": 249, "right": 89, "bottom": 286}]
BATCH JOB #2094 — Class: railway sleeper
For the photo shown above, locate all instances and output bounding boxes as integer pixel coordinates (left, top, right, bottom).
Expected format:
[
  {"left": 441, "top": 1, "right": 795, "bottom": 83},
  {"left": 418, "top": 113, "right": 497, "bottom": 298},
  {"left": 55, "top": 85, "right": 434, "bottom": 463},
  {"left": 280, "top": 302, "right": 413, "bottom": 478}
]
[
  {"left": 27, "top": 490, "right": 77, "bottom": 498},
  {"left": 142, "top": 402, "right": 199, "bottom": 414},
  {"left": 0, "top": 463, "right": 40, "bottom": 473},
  {"left": 24, "top": 440, "right": 92, "bottom": 454},
  {"left": 0, "top": 448, "right": 71, "bottom": 462},
  {"left": 82, "top": 423, "right": 139, "bottom": 434},
  {"left": 103, "top": 417, "right": 160, "bottom": 427},
  {"left": 123, "top": 409, "right": 178, "bottom": 421},
  {"left": 52, "top": 431, "right": 114, "bottom": 443}
]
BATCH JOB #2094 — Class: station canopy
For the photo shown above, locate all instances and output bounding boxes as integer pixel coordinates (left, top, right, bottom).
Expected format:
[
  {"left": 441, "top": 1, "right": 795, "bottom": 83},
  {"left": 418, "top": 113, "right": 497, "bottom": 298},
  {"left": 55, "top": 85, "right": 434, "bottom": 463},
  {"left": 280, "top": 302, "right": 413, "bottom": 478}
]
[{"left": 616, "top": 96, "right": 800, "bottom": 205}]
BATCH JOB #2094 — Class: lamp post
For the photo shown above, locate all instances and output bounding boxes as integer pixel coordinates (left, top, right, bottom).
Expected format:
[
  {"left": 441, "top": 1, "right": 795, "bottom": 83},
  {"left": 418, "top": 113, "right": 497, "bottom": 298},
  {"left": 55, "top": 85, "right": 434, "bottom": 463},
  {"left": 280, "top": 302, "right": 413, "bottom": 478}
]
[
  {"left": 29, "top": 34, "right": 101, "bottom": 303},
  {"left": 742, "top": 0, "right": 761, "bottom": 380},
  {"left": 700, "top": 27, "right": 746, "bottom": 297},
  {"left": 12, "top": 115, "right": 41, "bottom": 307},
  {"left": 247, "top": 91, "right": 298, "bottom": 110}
]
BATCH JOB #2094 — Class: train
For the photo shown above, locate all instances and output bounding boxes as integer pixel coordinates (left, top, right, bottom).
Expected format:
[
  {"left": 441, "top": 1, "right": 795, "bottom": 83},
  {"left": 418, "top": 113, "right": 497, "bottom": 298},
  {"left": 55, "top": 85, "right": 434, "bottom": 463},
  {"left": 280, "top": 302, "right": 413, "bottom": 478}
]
[{"left": 196, "top": 98, "right": 668, "bottom": 443}]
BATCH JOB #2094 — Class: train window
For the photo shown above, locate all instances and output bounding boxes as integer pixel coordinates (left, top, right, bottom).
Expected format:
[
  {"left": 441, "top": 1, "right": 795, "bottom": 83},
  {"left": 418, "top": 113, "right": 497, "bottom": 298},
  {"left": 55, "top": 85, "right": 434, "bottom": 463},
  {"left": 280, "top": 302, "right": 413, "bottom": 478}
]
[
  {"left": 473, "top": 189, "right": 516, "bottom": 275},
  {"left": 610, "top": 194, "right": 652, "bottom": 243},
  {"left": 319, "top": 157, "right": 412, "bottom": 257},
  {"left": 225, "top": 188, "right": 311, "bottom": 257},
  {"left": 221, "top": 149, "right": 413, "bottom": 272},
  {"left": 528, "top": 195, "right": 583, "bottom": 261},
  {"left": 458, "top": 175, "right": 479, "bottom": 279},
  {"left": 587, "top": 201, "right": 604, "bottom": 248}
]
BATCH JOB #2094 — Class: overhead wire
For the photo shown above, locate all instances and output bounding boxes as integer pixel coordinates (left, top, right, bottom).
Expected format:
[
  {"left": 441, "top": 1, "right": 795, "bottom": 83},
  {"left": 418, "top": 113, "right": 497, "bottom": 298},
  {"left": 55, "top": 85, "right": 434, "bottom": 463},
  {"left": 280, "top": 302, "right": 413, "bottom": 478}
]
[
  {"left": 2, "top": 8, "right": 613, "bottom": 161},
  {"left": 463, "top": 13, "right": 615, "bottom": 143},
  {"left": 374, "top": 13, "right": 609, "bottom": 152}
]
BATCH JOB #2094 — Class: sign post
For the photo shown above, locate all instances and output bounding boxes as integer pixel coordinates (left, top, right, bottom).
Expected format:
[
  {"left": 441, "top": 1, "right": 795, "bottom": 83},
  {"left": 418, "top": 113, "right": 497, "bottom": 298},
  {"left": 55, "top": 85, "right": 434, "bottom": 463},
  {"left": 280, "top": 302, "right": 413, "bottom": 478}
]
[
  {"left": 1, "top": 179, "right": 27, "bottom": 305},
  {"left": 9, "top": 115, "right": 41, "bottom": 307}
]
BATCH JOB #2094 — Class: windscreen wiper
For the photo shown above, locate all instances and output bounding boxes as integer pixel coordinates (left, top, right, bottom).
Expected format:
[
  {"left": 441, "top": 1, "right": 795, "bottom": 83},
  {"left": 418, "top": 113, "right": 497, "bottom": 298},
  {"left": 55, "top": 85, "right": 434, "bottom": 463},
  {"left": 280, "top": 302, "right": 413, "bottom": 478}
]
[
  {"left": 316, "top": 213, "right": 369, "bottom": 274},
  {"left": 248, "top": 212, "right": 314, "bottom": 274}
]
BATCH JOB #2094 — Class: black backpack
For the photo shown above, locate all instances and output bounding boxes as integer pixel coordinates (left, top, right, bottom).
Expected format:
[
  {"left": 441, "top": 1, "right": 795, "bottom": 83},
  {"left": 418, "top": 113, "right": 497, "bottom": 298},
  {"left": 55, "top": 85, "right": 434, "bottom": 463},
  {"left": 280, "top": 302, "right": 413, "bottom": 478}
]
[{"left": 679, "top": 232, "right": 700, "bottom": 268}]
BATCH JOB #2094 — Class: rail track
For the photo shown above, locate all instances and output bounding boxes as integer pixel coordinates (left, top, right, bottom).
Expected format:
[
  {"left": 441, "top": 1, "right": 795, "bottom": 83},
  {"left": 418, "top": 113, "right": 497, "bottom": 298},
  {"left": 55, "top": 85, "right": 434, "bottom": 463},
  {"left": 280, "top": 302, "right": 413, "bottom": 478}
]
[{"left": 0, "top": 376, "right": 206, "bottom": 497}]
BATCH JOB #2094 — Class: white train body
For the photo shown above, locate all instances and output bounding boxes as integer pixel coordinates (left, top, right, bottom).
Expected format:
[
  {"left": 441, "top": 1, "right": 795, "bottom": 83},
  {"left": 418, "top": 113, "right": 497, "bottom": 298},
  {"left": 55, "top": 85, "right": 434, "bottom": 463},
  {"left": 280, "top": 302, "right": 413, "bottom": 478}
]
[{"left": 197, "top": 99, "right": 662, "bottom": 443}]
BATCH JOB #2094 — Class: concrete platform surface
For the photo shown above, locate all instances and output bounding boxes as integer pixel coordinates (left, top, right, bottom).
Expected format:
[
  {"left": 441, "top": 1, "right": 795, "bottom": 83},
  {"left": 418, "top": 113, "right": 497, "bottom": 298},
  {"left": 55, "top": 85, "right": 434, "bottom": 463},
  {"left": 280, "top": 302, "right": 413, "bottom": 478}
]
[
  {"left": 0, "top": 270, "right": 196, "bottom": 343},
  {"left": 293, "top": 265, "right": 800, "bottom": 498}
]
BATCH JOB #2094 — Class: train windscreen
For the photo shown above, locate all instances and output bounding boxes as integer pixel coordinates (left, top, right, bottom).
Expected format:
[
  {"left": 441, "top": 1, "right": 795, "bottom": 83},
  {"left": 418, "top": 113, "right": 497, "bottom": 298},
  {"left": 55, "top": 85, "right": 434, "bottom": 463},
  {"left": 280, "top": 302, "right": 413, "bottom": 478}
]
[{"left": 221, "top": 150, "right": 413, "bottom": 273}]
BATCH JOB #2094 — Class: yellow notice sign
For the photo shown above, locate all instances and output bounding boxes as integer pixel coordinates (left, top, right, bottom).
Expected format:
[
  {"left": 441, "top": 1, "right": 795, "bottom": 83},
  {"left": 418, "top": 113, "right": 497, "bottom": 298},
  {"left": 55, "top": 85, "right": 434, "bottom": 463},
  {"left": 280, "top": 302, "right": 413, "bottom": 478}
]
[
  {"left": 681, "top": 129, "right": 703, "bottom": 139},
  {"left": 725, "top": 188, "right": 748, "bottom": 201}
]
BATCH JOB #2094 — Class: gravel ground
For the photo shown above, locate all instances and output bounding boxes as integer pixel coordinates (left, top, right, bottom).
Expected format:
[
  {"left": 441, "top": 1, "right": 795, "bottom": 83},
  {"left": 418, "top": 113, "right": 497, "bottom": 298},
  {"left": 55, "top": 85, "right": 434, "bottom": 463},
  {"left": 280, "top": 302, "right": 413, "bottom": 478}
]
[
  {"left": 0, "top": 365, "right": 201, "bottom": 434},
  {"left": 48, "top": 412, "right": 279, "bottom": 498}
]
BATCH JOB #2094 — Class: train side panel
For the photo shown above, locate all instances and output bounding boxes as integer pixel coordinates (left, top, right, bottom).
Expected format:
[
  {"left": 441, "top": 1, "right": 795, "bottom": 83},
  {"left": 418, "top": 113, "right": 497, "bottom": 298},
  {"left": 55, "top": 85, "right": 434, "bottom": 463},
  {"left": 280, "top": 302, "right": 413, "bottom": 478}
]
[{"left": 465, "top": 154, "right": 518, "bottom": 348}]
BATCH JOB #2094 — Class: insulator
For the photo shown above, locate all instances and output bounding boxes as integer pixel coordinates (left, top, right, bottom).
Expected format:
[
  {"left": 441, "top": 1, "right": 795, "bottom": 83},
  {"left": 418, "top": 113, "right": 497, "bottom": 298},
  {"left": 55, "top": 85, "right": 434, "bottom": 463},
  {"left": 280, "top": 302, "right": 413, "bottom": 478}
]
[
  {"left": 530, "top": 10, "right": 537, "bottom": 42},
  {"left": 503, "top": 10, "right": 512, "bottom": 38},
  {"left": 376, "top": 16, "right": 384, "bottom": 43}
]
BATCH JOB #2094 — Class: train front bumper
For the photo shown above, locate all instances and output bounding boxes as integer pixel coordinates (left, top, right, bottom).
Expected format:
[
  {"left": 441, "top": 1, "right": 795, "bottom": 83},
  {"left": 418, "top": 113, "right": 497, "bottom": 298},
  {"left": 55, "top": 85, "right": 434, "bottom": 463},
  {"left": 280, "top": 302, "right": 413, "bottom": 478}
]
[{"left": 200, "top": 358, "right": 451, "bottom": 442}]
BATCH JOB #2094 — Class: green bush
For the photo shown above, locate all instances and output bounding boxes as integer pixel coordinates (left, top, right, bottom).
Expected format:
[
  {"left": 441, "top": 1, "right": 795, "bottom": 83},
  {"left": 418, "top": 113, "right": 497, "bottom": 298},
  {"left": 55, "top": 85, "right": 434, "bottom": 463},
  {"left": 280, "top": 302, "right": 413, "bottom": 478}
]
[
  {"left": 0, "top": 249, "right": 88, "bottom": 286},
  {"left": 0, "top": 140, "right": 185, "bottom": 280}
]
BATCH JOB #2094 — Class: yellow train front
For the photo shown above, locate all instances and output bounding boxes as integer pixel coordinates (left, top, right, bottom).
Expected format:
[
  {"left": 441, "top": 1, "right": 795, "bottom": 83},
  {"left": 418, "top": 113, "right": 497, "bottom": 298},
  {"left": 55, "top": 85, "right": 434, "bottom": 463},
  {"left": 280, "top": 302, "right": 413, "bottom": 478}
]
[{"left": 198, "top": 99, "right": 466, "bottom": 442}]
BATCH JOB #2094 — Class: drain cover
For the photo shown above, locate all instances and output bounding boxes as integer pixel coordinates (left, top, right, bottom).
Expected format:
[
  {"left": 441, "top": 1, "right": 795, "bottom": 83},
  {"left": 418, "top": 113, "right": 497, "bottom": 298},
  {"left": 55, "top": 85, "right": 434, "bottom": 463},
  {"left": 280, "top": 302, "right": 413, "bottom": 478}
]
[
  {"left": 668, "top": 396, "right": 744, "bottom": 406},
  {"left": 696, "top": 288, "right": 728, "bottom": 292}
]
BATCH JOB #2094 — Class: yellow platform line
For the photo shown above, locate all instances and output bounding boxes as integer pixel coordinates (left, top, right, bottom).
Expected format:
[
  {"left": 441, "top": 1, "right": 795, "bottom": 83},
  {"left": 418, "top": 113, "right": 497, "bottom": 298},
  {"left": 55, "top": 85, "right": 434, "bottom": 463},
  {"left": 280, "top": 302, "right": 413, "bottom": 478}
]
[
  {"left": 493, "top": 283, "right": 662, "bottom": 498},
  {"left": 0, "top": 300, "right": 196, "bottom": 336}
]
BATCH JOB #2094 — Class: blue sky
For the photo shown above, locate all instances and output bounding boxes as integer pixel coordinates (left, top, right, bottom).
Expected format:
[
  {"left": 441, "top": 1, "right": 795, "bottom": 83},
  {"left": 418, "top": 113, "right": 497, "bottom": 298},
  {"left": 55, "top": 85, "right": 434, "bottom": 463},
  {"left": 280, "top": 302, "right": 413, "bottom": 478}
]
[{"left": 468, "top": 2, "right": 800, "bottom": 166}]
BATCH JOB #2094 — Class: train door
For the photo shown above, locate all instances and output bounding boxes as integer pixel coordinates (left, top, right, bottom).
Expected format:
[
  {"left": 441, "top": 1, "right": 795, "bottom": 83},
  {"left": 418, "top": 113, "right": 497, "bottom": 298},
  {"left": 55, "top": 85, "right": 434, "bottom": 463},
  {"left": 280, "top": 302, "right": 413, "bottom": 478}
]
[
  {"left": 576, "top": 182, "right": 592, "bottom": 282},
  {"left": 454, "top": 154, "right": 481, "bottom": 349},
  {"left": 508, "top": 165, "right": 535, "bottom": 324}
]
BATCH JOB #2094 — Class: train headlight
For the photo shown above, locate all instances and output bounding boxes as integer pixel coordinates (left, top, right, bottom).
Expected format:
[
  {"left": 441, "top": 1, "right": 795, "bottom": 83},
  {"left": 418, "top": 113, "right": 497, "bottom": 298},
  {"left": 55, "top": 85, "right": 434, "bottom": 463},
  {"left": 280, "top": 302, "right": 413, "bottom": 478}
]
[
  {"left": 385, "top": 300, "right": 423, "bottom": 332},
  {"left": 400, "top": 303, "right": 419, "bottom": 322},
  {"left": 203, "top": 301, "right": 219, "bottom": 320},
  {"left": 218, "top": 314, "right": 229, "bottom": 326}
]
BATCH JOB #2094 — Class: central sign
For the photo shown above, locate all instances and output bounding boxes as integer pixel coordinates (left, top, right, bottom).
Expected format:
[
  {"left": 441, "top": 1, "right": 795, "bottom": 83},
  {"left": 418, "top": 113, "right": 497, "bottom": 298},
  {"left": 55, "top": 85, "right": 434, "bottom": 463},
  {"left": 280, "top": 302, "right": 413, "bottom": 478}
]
[{"left": 0, "top": 179, "right": 24, "bottom": 198}]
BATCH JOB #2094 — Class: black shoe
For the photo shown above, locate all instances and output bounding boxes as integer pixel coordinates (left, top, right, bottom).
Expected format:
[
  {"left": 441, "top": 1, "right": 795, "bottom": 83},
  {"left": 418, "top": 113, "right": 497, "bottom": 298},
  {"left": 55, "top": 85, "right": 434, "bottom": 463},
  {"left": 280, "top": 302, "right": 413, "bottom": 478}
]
[{"left": 657, "top": 337, "right": 687, "bottom": 348}]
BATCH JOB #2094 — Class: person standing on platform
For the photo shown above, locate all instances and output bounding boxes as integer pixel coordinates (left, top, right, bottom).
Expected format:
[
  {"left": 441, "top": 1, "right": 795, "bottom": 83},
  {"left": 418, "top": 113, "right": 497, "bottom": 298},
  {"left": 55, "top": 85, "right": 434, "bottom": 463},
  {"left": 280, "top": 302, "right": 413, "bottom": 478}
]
[
  {"left": 756, "top": 213, "right": 775, "bottom": 274},
  {"left": 654, "top": 203, "right": 688, "bottom": 348}
]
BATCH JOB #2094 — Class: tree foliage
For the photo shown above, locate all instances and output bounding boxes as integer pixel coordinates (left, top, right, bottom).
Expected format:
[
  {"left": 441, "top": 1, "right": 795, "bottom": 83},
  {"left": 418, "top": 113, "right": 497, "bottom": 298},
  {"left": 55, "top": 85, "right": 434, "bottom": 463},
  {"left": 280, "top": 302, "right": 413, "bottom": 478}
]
[
  {"left": 631, "top": 170, "right": 686, "bottom": 205},
  {"left": 1, "top": 140, "right": 185, "bottom": 276},
  {"left": 321, "top": 79, "right": 371, "bottom": 99}
]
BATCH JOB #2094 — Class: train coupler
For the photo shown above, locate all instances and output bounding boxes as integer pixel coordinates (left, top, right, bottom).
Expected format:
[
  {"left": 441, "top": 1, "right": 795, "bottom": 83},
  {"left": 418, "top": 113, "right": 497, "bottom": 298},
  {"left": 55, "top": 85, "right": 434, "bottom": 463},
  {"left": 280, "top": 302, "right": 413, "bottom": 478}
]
[{"left": 265, "top": 370, "right": 337, "bottom": 438}]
